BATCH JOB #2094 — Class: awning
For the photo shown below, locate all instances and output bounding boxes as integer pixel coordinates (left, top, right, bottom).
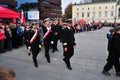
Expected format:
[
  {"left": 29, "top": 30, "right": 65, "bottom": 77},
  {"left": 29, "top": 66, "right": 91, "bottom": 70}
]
[{"left": 0, "top": 6, "right": 20, "bottom": 19}]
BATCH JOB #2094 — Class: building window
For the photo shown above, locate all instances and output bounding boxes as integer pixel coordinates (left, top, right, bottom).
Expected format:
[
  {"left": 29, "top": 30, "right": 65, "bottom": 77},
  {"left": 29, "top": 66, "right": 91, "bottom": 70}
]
[
  {"left": 77, "top": 8, "right": 79, "bottom": 11},
  {"left": 99, "top": 7, "right": 101, "bottom": 9},
  {"left": 93, "top": 7, "right": 95, "bottom": 10},
  {"left": 104, "top": 11, "right": 108, "bottom": 17},
  {"left": 82, "top": 8, "right": 84, "bottom": 10},
  {"left": 118, "top": 8, "right": 120, "bottom": 17},
  {"left": 98, "top": 11, "right": 101, "bottom": 17},
  {"left": 111, "top": 11, "right": 114, "bottom": 17},
  {"left": 105, "top": 6, "right": 107, "bottom": 9},
  {"left": 93, "top": 12, "right": 95, "bottom": 17},
  {"left": 88, "top": 7, "right": 90, "bottom": 10},
  {"left": 76, "top": 12, "right": 79, "bottom": 18},
  {"left": 82, "top": 12, "right": 84, "bottom": 17},
  {"left": 87, "top": 12, "right": 90, "bottom": 17},
  {"left": 112, "top": 6, "right": 114, "bottom": 9}
]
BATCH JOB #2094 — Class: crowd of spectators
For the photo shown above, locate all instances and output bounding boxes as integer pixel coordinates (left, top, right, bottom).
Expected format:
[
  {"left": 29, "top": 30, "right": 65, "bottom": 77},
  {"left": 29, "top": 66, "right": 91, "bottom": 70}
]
[
  {"left": 0, "top": 22, "right": 25, "bottom": 53},
  {"left": 74, "top": 21, "right": 103, "bottom": 33},
  {"left": 0, "top": 20, "right": 104, "bottom": 53}
]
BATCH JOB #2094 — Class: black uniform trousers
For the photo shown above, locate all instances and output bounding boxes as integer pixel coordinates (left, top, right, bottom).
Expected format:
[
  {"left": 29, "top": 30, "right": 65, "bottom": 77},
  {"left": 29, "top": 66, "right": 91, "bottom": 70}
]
[
  {"left": 31, "top": 45, "right": 40, "bottom": 67},
  {"left": 53, "top": 37, "right": 58, "bottom": 51},
  {"left": 63, "top": 45, "right": 74, "bottom": 67},
  {"left": 103, "top": 51, "right": 120, "bottom": 72},
  {"left": 44, "top": 40, "right": 51, "bottom": 62}
]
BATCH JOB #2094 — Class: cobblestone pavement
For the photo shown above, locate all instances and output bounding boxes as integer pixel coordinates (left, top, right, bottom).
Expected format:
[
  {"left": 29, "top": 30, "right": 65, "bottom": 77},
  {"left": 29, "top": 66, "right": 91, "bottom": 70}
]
[{"left": 0, "top": 27, "right": 120, "bottom": 80}]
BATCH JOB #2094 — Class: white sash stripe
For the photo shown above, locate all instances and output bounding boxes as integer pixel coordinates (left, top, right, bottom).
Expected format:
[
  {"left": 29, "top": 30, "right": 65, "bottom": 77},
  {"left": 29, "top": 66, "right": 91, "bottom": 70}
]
[{"left": 30, "top": 29, "right": 38, "bottom": 44}]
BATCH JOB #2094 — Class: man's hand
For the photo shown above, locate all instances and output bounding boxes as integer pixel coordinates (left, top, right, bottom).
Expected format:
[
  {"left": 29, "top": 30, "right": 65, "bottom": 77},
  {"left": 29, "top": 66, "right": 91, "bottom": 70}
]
[
  {"left": 51, "top": 41, "right": 54, "bottom": 44},
  {"left": 73, "top": 45, "right": 76, "bottom": 49},
  {"left": 28, "top": 47, "right": 31, "bottom": 50},
  {"left": 55, "top": 32, "right": 58, "bottom": 35},
  {"left": 64, "top": 47, "right": 68, "bottom": 52}
]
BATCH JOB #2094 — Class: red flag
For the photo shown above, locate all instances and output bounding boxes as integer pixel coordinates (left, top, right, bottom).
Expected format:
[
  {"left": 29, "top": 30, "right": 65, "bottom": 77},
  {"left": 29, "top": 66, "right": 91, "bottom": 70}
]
[{"left": 21, "top": 10, "right": 26, "bottom": 26}]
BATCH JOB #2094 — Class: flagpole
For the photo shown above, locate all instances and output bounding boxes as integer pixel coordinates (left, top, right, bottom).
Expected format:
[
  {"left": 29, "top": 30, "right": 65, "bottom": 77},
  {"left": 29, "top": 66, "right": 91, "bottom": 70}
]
[{"left": 21, "top": 9, "right": 23, "bottom": 24}]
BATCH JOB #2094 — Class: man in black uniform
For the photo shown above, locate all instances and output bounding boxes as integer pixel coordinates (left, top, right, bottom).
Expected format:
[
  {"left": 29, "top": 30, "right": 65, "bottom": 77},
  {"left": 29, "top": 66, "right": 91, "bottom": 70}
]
[
  {"left": 61, "top": 22, "right": 76, "bottom": 70},
  {"left": 24, "top": 24, "right": 31, "bottom": 55},
  {"left": 28, "top": 23, "right": 41, "bottom": 67},
  {"left": 42, "top": 18, "right": 53, "bottom": 63},
  {"left": 52, "top": 19, "right": 61, "bottom": 53}
]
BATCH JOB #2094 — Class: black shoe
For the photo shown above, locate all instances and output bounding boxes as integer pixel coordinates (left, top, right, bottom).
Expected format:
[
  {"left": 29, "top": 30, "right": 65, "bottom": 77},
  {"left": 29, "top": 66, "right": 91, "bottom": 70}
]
[
  {"left": 102, "top": 71, "right": 111, "bottom": 76},
  {"left": 55, "top": 49, "right": 59, "bottom": 51},
  {"left": 28, "top": 53, "right": 31, "bottom": 56},
  {"left": 67, "top": 66, "right": 72, "bottom": 70},
  {"left": 47, "top": 58, "right": 51, "bottom": 63},
  {"left": 63, "top": 58, "right": 66, "bottom": 63},
  {"left": 116, "top": 72, "right": 120, "bottom": 77},
  {"left": 0, "top": 51, "right": 5, "bottom": 53},
  {"left": 52, "top": 50, "right": 55, "bottom": 53},
  {"left": 34, "top": 64, "right": 38, "bottom": 68}
]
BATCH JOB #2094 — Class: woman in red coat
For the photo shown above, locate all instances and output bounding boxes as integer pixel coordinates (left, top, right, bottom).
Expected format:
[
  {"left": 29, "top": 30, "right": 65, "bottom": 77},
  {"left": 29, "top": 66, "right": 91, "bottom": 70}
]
[{"left": 0, "top": 23, "right": 5, "bottom": 53}]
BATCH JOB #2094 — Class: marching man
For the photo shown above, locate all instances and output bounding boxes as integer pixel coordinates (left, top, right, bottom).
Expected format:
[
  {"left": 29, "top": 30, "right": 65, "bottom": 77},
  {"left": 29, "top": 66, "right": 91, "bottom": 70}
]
[
  {"left": 61, "top": 21, "right": 76, "bottom": 70},
  {"left": 28, "top": 23, "right": 42, "bottom": 67},
  {"left": 42, "top": 18, "right": 53, "bottom": 63}
]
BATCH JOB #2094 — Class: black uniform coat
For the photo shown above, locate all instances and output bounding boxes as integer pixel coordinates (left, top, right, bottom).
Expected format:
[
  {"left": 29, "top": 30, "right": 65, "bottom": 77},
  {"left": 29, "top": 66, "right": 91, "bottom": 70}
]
[
  {"left": 42, "top": 26, "right": 53, "bottom": 42},
  {"left": 111, "top": 33, "right": 120, "bottom": 57},
  {"left": 24, "top": 28, "right": 30, "bottom": 47},
  {"left": 41, "top": 25, "right": 53, "bottom": 61},
  {"left": 61, "top": 27, "right": 76, "bottom": 57},
  {"left": 29, "top": 29, "right": 41, "bottom": 54},
  {"left": 51, "top": 24, "right": 61, "bottom": 39},
  {"left": 62, "top": 27, "right": 76, "bottom": 48}
]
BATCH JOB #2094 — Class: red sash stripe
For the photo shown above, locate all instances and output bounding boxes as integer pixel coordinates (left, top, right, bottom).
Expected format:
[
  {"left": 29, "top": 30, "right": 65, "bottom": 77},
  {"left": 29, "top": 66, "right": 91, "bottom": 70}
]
[
  {"left": 30, "top": 29, "right": 38, "bottom": 44},
  {"left": 42, "top": 27, "right": 51, "bottom": 41}
]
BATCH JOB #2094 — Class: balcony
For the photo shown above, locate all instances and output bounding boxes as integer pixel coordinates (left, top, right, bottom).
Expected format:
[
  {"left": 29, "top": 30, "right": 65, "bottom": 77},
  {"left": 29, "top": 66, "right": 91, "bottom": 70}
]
[
  {"left": 40, "top": 0, "right": 61, "bottom": 5},
  {"left": 0, "top": 0, "right": 17, "bottom": 7},
  {"left": 40, "top": 8, "right": 62, "bottom": 14},
  {"left": 40, "top": 3, "right": 62, "bottom": 10},
  {"left": 40, "top": 13, "right": 61, "bottom": 18}
]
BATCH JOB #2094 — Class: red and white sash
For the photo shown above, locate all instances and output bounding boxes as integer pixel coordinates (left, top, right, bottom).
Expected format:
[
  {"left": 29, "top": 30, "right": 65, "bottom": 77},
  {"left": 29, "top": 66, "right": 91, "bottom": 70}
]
[
  {"left": 30, "top": 29, "right": 38, "bottom": 44},
  {"left": 42, "top": 26, "right": 52, "bottom": 41}
]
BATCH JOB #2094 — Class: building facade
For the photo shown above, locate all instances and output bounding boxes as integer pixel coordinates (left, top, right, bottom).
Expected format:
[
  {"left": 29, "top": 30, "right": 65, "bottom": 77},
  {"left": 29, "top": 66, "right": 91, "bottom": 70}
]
[
  {"left": 92, "top": 0, "right": 116, "bottom": 3},
  {"left": 0, "top": 0, "right": 17, "bottom": 10},
  {"left": 84, "top": 0, "right": 92, "bottom": 3},
  {"left": 18, "top": 0, "right": 62, "bottom": 20},
  {"left": 39, "top": 0, "right": 62, "bottom": 19},
  {"left": 72, "top": 1, "right": 120, "bottom": 23}
]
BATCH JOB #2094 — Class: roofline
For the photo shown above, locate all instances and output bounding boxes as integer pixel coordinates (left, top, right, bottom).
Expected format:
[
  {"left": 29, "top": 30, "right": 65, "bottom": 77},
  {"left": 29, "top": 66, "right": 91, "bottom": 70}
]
[{"left": 73, "top": 1, "right": 118, "bottom": 6}]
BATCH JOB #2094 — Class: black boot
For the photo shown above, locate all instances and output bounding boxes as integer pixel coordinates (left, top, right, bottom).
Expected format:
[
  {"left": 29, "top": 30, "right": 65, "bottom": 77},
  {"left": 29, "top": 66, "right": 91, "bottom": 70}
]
[
  {"left": 102, "top": 70, "right": 111, "bottom": 76},
  {"left": 45, "top": 54, "right": 51, "bottom": 63},
  {"left": 33, "top": 58, "right": 38, "bottom": 68},
  {"left": 63, "top": 58, "right": 72, "bottom": 70},
  {"left": 67, "top": 66, "right": 72, "bottom": 70},
  {"left": 116, "top": 72, "right": 120, "bottom": 77},
  {"left": 46, "top": 57, "right": 51, "bottom": 63}
]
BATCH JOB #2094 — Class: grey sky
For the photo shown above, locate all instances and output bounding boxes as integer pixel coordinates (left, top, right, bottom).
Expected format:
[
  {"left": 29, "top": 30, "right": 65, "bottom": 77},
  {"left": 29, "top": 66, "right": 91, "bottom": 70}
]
[
  {"left": 62, "top": 0, "right": 83, "bottom": 13},
  {"left": 17, "top": 0, "right": 83, "bottom": 14}
]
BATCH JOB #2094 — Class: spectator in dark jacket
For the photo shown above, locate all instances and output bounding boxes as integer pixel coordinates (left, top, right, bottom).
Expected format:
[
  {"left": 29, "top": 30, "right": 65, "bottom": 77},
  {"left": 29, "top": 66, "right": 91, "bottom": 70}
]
[
  {"left": 102, "top": 27, "right": 120, "bottom": 76},
  {"left": 102, "top": 28, "right": 115, "bottom": 76},
  {"left": 4, "top": 25, "right": 12, "bottom": 51}
]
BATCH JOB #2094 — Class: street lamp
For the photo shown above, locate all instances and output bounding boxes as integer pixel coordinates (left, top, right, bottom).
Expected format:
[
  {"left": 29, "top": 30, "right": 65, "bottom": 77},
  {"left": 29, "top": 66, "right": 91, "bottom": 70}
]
[{"left": 92, "top": 16, "right": 94, "bottom": 23}]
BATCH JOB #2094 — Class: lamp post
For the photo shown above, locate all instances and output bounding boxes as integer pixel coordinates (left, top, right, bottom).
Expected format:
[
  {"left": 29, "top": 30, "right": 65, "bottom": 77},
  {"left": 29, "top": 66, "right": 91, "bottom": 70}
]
[
  {"left": 114, "top": 2, "right": 118, "bottom": 23},
  {"left": 92, "top": 16, "right": 94, "bottom": 23}
]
